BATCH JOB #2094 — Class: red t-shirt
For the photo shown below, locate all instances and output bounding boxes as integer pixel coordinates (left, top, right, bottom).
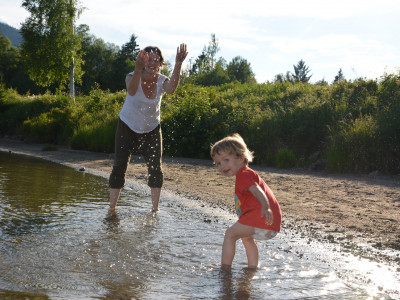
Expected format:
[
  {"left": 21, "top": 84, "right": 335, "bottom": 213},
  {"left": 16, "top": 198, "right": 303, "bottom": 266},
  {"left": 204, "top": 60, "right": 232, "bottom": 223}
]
[{"left": 235, "top": 166, "right": 281, "bottom": 232}]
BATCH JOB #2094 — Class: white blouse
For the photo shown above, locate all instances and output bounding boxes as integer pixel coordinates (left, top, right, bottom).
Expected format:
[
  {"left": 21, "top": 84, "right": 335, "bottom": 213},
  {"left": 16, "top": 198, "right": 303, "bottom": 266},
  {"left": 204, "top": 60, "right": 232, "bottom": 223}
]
[{"left": 119, "top": 72, "right": 168, "bottom": 133}]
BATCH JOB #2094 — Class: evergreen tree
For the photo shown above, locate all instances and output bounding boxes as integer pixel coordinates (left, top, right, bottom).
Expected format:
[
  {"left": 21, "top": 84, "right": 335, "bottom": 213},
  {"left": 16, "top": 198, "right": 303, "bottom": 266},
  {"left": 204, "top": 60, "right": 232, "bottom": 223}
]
[
  {"left": 110, "top": 34, "right": 139, "bottom": 91},
  {"left": 333, "top": 68, "right": 345, "bottom": 83},
  {"left": 292, "top": 59, "right": 312, "bottom": 83},
  {"left": 120, "top": 34, "right": 140, "bottom": 61}
]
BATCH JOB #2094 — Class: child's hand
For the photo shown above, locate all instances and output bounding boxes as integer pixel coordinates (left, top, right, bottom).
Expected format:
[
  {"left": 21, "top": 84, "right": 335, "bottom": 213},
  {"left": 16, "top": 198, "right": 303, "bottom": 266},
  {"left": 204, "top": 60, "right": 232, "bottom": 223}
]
[
  {"left": 247, "top": 185, "right": 274, "bottom": 225},
  {"left": 261, "top": 207, "right": 273, "bottom": 225}
]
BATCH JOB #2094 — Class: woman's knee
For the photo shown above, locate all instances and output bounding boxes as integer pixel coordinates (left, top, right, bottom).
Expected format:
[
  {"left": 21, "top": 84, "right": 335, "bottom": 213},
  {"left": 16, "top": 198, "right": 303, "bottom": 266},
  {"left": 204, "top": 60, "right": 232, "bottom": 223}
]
[{"left": 109, "top": 163, "right": 128, "bottom": 189}]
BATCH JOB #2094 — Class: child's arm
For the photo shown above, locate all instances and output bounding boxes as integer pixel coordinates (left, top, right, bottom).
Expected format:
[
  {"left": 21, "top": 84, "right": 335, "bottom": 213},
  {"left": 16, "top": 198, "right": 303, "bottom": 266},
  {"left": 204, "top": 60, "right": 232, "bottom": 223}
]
[{"left": 247, "top": 185, "right": 273, "bottom": 225}]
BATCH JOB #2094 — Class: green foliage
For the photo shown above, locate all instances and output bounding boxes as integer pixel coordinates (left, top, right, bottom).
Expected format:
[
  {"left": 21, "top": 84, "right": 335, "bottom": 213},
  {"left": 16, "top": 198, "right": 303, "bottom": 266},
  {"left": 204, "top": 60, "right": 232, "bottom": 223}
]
[
  {"left": 21, "top": 95, "right": 73, "bottom": 144},
  {"left": 276, "top": 148, "right": 296, "bottom": 168},
  {"left": 0, "top": 82, "right": 6, "bottom": 103},
  {"left": 161, "top": 84, "right": 221, "bottom": 158},
  {"left": 292, "top": 59, "right": 312, "bottom": 83},
  {"left": 189, "top": 35, "right": 256, "bottom": 86},
  {"left": 0, "top": 34, "right": 20, "bottom": 85},
  {"left": 75, "top": 25, "right": 139, "bottom": 93},
  {"left": 69, "top": 87, "right": 124, "bottom": 152},
  {"left": 227, "top": 56, "right": 256, "bottom": 84},
  {"left": 20, "top": 0, "right": 83, "bottom": 90},
  {"left": 1, "top": 71, "right": 399, "bottom": 174},
  {"left": 0, "top": 90, "right": 65, "bottom": 135},
  {"left": 375, "top": 72, "right": 400, "bottom": 172},
  {"left": 70, "top": 118, "right": 117, "bottom": 153},
  {"left": 333, "top": 68, "right": 345, "bottom": 83},
  {"left": 327, "top": 115, "right": 377, "bottom": 172}
]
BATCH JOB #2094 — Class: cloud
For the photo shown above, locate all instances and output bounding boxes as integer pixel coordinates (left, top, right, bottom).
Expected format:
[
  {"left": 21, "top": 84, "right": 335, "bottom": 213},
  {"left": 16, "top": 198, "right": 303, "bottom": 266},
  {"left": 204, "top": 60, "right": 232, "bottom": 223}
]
[{"left": 2, "top": 0, "right": 398, "bottom": 83}]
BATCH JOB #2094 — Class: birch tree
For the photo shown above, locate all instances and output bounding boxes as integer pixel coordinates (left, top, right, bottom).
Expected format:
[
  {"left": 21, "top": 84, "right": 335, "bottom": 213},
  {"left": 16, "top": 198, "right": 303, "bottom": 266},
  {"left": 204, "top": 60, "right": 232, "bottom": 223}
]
[{"left": 20, "top": 0, "right": 83, "bottom": 99}]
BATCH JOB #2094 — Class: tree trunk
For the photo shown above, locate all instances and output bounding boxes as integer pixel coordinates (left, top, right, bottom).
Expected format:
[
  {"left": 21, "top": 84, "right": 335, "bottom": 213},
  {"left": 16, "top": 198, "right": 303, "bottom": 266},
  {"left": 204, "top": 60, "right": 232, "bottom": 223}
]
[{"left": 69, "top": 56, "right": 75, "bottom": 102}]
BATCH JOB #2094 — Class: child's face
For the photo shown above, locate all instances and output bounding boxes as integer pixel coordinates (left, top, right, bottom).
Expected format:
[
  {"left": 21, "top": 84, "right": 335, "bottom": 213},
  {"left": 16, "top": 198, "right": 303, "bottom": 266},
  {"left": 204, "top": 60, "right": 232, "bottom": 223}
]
[{"left": 213, "top": 150, "right": 246, "bottom": 177}]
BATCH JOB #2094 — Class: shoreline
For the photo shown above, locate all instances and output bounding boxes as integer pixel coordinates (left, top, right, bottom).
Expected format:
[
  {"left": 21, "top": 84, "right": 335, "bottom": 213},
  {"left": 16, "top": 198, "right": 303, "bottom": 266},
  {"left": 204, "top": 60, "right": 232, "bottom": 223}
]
[{"left": 1, "top": 137, "right": 399, "bottom": 265}]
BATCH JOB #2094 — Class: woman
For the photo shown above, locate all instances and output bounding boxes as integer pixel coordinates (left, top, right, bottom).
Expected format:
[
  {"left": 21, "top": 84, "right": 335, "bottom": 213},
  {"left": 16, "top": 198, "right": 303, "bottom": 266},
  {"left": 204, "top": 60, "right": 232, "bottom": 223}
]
[{"left": 109, "top": 43, "right": 188, "bottom": 212}]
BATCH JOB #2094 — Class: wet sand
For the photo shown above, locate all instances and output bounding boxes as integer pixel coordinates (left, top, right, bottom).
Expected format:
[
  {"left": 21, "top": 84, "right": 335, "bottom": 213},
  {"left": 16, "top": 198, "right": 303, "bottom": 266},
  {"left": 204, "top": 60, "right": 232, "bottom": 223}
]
[{"left": 1, "top": 137, "right": 399, "bottom": 264}]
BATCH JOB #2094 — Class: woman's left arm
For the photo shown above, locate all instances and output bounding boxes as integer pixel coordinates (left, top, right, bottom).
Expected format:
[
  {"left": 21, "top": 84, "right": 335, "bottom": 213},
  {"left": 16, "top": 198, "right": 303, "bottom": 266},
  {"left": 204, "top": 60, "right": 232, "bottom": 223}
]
[{"left": 163, "top": 43, "right": 188, "bottom": 94}]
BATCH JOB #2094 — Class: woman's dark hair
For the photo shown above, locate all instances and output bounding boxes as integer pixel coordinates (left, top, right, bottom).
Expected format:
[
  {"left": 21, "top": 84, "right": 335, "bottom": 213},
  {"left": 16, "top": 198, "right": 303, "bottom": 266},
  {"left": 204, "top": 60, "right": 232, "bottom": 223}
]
[{"left": 143, "top": 46, "right": 165, "bottom": 67}]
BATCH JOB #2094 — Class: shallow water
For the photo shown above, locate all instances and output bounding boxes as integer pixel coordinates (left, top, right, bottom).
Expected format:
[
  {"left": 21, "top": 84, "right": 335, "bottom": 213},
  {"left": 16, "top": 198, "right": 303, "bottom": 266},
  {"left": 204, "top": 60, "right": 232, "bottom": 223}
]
[{"left": 0, "top": 151, "right": 399, "bottom": 299}]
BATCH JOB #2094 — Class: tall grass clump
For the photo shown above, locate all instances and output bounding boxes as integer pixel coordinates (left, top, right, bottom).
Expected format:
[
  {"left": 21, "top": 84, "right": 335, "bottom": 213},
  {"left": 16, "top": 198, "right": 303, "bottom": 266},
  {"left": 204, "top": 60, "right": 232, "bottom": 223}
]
[
  {"left": 326, "top": 115, "right": 377, "bottom": 172},
  {"left": 276, "top": 147, "right": 296, "bottom": 168},
  {"left": 375, "top": 72, "right": 400, "bottom": 172}
]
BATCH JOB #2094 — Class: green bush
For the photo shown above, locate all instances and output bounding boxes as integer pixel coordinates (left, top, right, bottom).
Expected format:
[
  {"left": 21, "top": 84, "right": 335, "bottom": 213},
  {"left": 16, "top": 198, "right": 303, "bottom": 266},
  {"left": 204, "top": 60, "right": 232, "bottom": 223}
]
[
  {"left": 22, "top": 106, "right": 74, "bottom": 144},
  {"left": 1, "top": 71, "right": 399, "bottom": 174}
]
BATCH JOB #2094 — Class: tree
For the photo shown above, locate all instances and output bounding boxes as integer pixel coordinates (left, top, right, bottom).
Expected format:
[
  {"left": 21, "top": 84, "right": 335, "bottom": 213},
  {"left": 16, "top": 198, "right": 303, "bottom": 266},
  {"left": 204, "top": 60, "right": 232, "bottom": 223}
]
[
  {"left": 119, "top": 34, "right": 140, "bottom": 61},
  {"left": 20, "top": 0, "right": 83, "bottom": 98},
  {"left": 292, "top": 59, "right": 312, "bottom": 83},
  {"left": 333, "top": 68, "right": 345, "bottom": 83},
  {"left": 76, "top": 24, "right": 119, "bottom": 93},
  {"left": 195, "top": 59, "right": 229, "bottom": 86},
  {"left": 0, "top": 34, "right": 42, "bottom": 94},
  {"left": 190, "top": 33, "right": 219, "bottom": 75},
  {"left": 227, "top": 56, "right": 256, "bottom": 84},
  {"left": 110, "top": 34, "right": 139, "bottom": 91},
  {"left": 0, "top": 35, "right": 20, "bottom": 84},
  {"left": 274, "top": 71, "right": 293, "bottom": 83}
]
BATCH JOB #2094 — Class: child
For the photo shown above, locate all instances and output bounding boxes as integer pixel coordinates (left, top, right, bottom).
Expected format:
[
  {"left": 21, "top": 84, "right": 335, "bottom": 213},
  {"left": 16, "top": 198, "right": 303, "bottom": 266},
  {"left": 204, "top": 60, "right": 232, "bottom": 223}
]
[{"left": 210, "top": 134, "right": 281, "bottom": 270}]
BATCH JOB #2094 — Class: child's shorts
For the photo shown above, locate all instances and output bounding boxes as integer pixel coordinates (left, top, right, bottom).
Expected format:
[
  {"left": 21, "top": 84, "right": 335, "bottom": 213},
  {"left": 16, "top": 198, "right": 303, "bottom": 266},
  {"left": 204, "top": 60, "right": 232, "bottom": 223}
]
[{"left": 252, "top": 228, "right": 278, "bottom": 241}]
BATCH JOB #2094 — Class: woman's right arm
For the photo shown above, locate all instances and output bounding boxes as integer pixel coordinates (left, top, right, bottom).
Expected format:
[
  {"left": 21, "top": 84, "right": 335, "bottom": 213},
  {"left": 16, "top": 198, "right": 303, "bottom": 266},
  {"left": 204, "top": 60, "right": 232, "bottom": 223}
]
[
  {"left": 126, "top": 70, "right": 141, "bottom": 96},
  {"left": 126, "top": 50, "right": 147, "bottom": 96}
]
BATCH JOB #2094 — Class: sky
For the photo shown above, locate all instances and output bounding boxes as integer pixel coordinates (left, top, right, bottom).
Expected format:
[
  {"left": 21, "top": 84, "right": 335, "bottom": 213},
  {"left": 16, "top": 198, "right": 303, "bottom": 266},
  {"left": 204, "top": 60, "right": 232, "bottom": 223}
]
[{"left": 1, "top": 0, "right": 399, "bottom": 83}]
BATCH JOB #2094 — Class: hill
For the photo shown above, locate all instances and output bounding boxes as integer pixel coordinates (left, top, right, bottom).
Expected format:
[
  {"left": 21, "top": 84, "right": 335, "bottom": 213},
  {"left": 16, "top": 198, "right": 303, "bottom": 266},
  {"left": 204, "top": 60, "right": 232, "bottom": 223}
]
[{"left": 0, "top": 22, "right": 23, "bottom": 48}]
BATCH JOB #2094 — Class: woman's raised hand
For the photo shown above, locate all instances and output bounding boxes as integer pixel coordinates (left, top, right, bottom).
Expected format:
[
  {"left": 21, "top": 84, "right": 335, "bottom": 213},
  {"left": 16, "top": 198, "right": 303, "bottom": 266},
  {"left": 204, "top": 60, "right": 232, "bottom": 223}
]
[
  {"left": 135, "top": 50, "right": 149, "bottom": 71},
  {"left": 176, "top": 43, "right": 188, "bottom": 64}
]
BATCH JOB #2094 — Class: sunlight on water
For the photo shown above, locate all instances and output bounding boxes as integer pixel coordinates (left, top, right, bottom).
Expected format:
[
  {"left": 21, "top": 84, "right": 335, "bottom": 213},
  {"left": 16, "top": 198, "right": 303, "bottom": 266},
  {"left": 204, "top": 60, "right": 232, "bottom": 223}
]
[{"left": 0, "top": 151, "right": 399, "bottom": 299}]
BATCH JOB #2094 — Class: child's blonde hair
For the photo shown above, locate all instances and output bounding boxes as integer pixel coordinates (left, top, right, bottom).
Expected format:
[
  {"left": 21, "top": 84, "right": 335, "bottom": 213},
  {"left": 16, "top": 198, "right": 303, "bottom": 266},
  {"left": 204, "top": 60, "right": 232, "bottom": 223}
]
[{"left": 210, "top": 133, "right": 254, "bottom": 164}]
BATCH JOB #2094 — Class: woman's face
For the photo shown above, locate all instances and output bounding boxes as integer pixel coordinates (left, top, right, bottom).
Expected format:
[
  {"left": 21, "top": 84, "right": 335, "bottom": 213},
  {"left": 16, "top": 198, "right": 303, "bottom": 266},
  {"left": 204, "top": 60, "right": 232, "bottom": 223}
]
[{"left": 144, "top": 52, "right": 161, "bottom": 75}]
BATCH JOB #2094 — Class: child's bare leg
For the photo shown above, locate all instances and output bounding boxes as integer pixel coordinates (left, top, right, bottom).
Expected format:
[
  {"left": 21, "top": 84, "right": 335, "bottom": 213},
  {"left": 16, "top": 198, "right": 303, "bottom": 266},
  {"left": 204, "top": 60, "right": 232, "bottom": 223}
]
[
  {"left": 241, "top": 236, "right": 259, "bottom": 268},
  {"left": 221, "top": 222, "right": 255, "bottom": 268}
]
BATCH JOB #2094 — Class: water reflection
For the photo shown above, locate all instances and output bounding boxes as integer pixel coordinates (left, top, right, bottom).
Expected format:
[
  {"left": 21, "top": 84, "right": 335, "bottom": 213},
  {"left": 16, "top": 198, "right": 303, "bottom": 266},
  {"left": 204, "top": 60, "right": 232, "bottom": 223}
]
[
  {"left": 219, "top": 267, "right": 257, "bottom": 300},
  {"left": 0, "top": 151, "right": 399, "bottom": 299}
]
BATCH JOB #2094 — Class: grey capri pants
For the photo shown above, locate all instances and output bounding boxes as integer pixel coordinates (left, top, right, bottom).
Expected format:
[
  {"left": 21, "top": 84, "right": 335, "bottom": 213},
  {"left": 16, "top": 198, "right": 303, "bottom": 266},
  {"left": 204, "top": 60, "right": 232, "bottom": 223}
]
[{"left": 109, "top": 118, "right": 163, "bottom": 189}]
